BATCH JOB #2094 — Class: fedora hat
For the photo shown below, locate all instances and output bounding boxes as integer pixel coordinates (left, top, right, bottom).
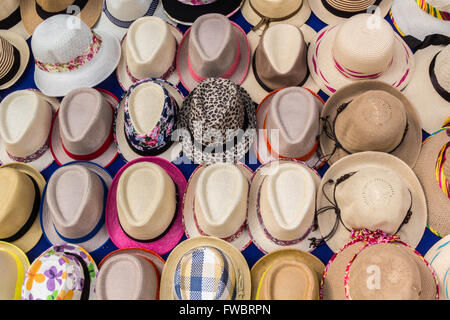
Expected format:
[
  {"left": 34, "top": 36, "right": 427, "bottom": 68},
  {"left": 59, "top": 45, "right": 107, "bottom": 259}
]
[
  {"left": 20, "top": 0, "right": 102, "bottom": 35},
  {"left": 424, "top": 235, "right": 450, "bottom": 300},
  {"left": 0, "top": 0, "right": 30, "bottom": 39},
  {"left": 0, "top": 162, "right": 45, "bottom": 253},
  {"left": 40, "top": 161, "right": 112, "bottom": 253},
  {"left": 251, "top": 248, "right": 325, "bottom": 300},
  {"left": 160, "top": 236, "right": 251, "bottom": 300},
  {"left": 254, "top": 87, "right": 324, "bottom": 169},
  {"left": 21, "top": 244, "right": 98, "bottom": 300},
  {"left": 178, "top": 77, "right": 256, "bottom": 165},
  {"left": 309, "top": 0, "right": 393, "bottom": 25},
  {"left": 413, "top": 120, "right": 450, "bottom": 237},
  {"left": 0, "top": 90, "right": 58, "bottom": 171},
  {"left": 315, "top": 152, "right": 427, "bottom": 253},
  {"left": 389, "top": 0, "right": 450, "bottom": 42},
  {"left": 0, "top": 30, "right": 29, "bottom": 90},
  {"left": 97, "top": 248, "right": 165, "bottom": 300},
  {"left": 161, "top": 0, "right": 243, "bottom": 25},
  {"left": 0, "top": 241, "right": 29, "bottom": 300},
  {"left": 321, "top": 229, "right": 438, "bottom": 300},
  {"left": 117, "top": 17, "right": 182, "bottom": 92},
  {"left": 320, "top": 80, "right": 422, "bottom": 168},
  {"left": 31, "top": 14, "right": 121, "bottom": 97},
  {"left": 105, "top": 157, "right": 187, "bottom": 255},
  {"left": 114, "top": 78, "right": 183, "bottom": 163},
  {"left": 176, "top": 13, "right": 250, "bottom": 92},
  {"left": 241, "top": 23, "right": 319, "bottom": 105},
  {"left": 50, "top": 88, "right": 118, "bottom": 167},
  {"left": 183, "top": 163, "right": 253, "bottom": 251},
  {"left": 308, "top": 14, "right": 414, "bottom": 96},
  {"left": 248, "top": 160, "right": 322, "bottom": 254}
]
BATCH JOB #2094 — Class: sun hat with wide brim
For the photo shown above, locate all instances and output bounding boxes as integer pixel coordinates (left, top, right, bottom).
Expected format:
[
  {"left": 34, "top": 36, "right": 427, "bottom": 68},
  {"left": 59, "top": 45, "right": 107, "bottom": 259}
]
[
  {"left": 0, "top": 29, "right": 29, "bottom": 90},
  {"left": 424, "top": 235, "right": 450, "bottom": 300},
  {"left": 0, "top": 0, "right": 30, "bottom": 39},
  {"left": 0, "top": 241, "right": 29, "bottom": 300},
  {"left": 160, "top": 236, "right": 252, "bottom": 300}
]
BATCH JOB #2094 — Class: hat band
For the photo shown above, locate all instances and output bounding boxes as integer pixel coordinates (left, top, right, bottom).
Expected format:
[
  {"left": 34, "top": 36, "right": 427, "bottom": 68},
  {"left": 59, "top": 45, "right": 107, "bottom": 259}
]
[
  {"left": 416, "top": 0, "right": 450, "bottom": 20},
  {"left": 321, "top": 0, "right": 382, "bottom": 18},
  {"left": 64, "top": 252, "right": 91, "bottom": 300},
  {"left": 249, "top": 0, "right": 303, "bottom": 32},
  {"left": 177, "top": 0, "right": 217, "bottom": 5},
  {"left": 35, "top": 32, "right": 102, "bottom": 73},
  {"left": 7, "top": 137, "right": 50, "bottom": 163},
  {"left": 103, "top": 0, "right": 159, "bottom": 28},
  {"left": 333, "top": 56, "right": 393, "bottom": 79},
  {"left": 0, "top": 6, "right": 21, "bottom": 29},
  {"left": 0, "top": 40, "right": 21, "bottom": 86},
  {"left": 35, "top": 0, "right": 88, "bottom": 20},
  {"left": 435, "top": 141, "right": 450, "bottom": 198},
  {"left": 389, "top": 10, "right": 405, "bottom": 37},
  {"left": 429, "top": 52, "right": 450, "bottom": 102}
]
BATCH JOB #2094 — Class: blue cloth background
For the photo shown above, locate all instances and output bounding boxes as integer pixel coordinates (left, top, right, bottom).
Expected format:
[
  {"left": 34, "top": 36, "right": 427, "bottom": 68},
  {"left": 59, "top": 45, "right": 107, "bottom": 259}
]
[{"left": 0, "top": 8, "right": 441, "bottom": 268}]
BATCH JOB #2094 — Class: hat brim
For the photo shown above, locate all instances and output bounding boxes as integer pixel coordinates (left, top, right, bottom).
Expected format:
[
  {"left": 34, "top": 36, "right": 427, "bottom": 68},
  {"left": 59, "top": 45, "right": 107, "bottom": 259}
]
[
  {"left": 320, "top": 80, "right": 423, "bottom": 168},
  {"left": 99, "top": 247, "right": 165, "bottom": 275},
  {"left": 307, "top": 24, "right": 414, "bottom": 96},
  {"left": 424, "top": 235, "right": 450, "bottom": 300},
  {"left": 317, "top": 151, "right": 427, "bottom": 253},
  {"left": 247, "top": 160, "right": 322, "bottom": 254},
  {"left": 0, "top": 29, "right": 29, "bottom": 90},
  {"left": 105, "top": 156, "right": 187, "bottom": 255},
  {"left": 9, "top": 19, "right": 31, "bottom": 40},
  {"left": 176, "top": 21, "right": 250, "bottom": 92},
  {"left": 182, "top": 163, "right": 253, "bottom": 252},
  {"left": 114, "top": 79, "right": 183, "bottom": 163},
  {"left": 0, "top": 241, "right": 30, "bottom": 300},
  {"left": 159, "top": 236, "right": 251, "bottom": 300}
]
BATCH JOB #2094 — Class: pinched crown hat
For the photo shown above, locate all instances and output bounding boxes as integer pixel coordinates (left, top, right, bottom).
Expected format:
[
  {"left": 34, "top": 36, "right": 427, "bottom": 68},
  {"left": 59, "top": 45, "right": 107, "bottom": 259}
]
[
  {"left": 425, "top": 235, "right": 450, "bottom": 300},
  {"left": 0, "top": 241, "right": 29, "bottom": 300},
  {"left": 0, "top": 0, "right": 30, "bottom": 39},
  {"left": 0, "top": 29, "right": 29, "bottom": 90}
]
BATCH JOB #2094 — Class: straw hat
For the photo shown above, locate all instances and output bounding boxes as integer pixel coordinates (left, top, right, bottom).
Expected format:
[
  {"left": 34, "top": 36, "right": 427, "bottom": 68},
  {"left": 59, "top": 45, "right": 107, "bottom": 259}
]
[
  {"left": 21, "top": 244, "right": 98, "bottom": 300},
  {"left": 114, "top": 78, "right": 183, "bottom": 163},
  {"left": 0, "top": 162, "right": 45, "bottom": 253},
  {"left": 316, "top": 152, "right": 427, "bottom": 253},
  {"left": 105, "top": 157, "right": 187, "bottom": 256},
  {"left": 161, "top": 0, "right": 243, "bottom": 26},
  {"left": 0, "top": 241, "right": 29, "bottom": 300},
  {"left": 241, "top": 23, "right": 319, "bottom": 105},
  {"left": 0, "top": 0, "right": 30, "bottom": 39},
  {"left": 403, "top": 40, "right": 450, "bottom": 133},
  {"left": 116, "top": 16, "right": 182, "bottom": 91},
  {"left": 31, "top": 14, "right": 121, "bottom": 97},
  {"left": 320, "top": 80, "right": 422, "bottom": 168},
  {"left": 308, "top": 13, "right": 414, "bottom": 96},
  {"left": 20, "top": 0, "right": 102, "bottom": 35},
  {"left": 0, "top": 29, "right": 29, "bottom": 90},
  {"left": 389, "top": 0, "right": 450, "bottom": 41},
  {"left": 176, "top": 13, "right": 250, "bottom": 92},
  {"left": 0, "top": 90, "right": 59, "bottom": 172},
  {"left": 251, "top": 248, "right": 325, "bottom": 300},
  {"left": 424, "top": 235, "right": 450, "bottom": 300},
  {"left": 183, "top": 163, "right": 253, "bottom": 251},
  {"left": 413, "top": 121, "right": 450, "bottom": 237},
  {"left": 254, "top": 87, "right": 324, "bottom": 169},
  {"left": 248, "top": 160, "right": 322, "bottom": 254},
  {"left": 309, "top": 0, "right": 393, "bottom": 25},
  {"left": 160, "top": 236, "right": 251, "bottom": 300},
  {"left": 97, "top": 248, "right": 165, "bottom": 300}
]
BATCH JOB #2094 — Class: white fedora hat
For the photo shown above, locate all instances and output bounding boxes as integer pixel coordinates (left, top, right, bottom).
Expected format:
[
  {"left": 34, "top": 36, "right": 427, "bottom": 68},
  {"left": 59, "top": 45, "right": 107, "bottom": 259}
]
[
  {"left": 0, "top": 0, "right": 30, "bottom": 39},
  {"left": 32, "top": 14, "right": 121, "bottom": 97},
  {"left": 0, "top": 90, "right": 59, "bottom": 172},
  {"left": 0, "top": 29, "right": 29, "bottom": 90},
  {"left": 425, "top": 235, "right": 450, "bottom": 300}
]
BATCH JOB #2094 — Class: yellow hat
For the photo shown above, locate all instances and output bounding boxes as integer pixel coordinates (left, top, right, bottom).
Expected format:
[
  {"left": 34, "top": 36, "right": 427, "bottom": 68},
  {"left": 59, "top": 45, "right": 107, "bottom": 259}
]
[{"left": 0, "top": 241, "right": 29, "bottom": 300}]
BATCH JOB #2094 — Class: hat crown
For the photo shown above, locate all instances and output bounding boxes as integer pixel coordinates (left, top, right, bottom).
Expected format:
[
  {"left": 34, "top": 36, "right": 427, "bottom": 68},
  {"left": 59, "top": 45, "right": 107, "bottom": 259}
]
[
  {"left": 0, "top": 0, "right": 19, "bottom": 20},
  {"left": 425, "top": 0, "right": 450, "bottom": 11},
  {"left": 106, "top": 0, "right": 153, "bottom": 21},
  {"left": 325, "top": 0, "right": 378, "bottom": 12},
  {"left": 0, "top": 249, "right": 21, "bottom": 300},
  {"left": 250, "top": 0, "right": 303, "bottom": 18},
  {"left": 36, "top": 0, "right": 74, "bottom": 12},
  {"left": 434, "top": 45, "right": 450, "bottom": 93}
]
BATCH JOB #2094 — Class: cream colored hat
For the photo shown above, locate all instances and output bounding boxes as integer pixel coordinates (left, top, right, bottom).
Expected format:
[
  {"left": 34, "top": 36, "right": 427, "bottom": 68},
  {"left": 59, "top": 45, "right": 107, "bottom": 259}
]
[
  {"left": 0, "top": 0, "right": 30, "bottom": 39},
  {"left": 424, "top": 235, "right": 450, "bottom": 300},
  {"left": 0, "top": 29, "right": 29, "bottom": 90},
  {"left": 308, "top": 13, "right": 414, "bottom": 96},
  {"left": 0, "top": 241, "right": 29, "bottom": 300}
]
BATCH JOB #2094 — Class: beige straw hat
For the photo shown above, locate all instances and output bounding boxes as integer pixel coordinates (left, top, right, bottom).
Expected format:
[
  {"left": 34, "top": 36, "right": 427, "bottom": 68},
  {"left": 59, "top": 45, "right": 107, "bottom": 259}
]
[
  {"left": 0, "top": 0, "right": 30, "bottom": 39},
  {"left": 424, "top": 235, "right": 450, "bottom": 300},
  {"left": 0, "top": 241, "right": 29, "bottom": 300},
  {"left": 0, "top": 29, "right": 29, "bottom": 90}
]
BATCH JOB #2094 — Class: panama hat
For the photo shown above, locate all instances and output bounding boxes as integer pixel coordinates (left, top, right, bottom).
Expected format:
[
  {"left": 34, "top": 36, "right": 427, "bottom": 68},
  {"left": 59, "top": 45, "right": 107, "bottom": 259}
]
[
  {"left": 424, "top": 235, "right": 450, "bottom": 300},
  {"left": 114, "top": 78, "right": 183, "bottom": 163},
  {"left": 413, "top": 120, "right": 450, "bottom": 237},
  {"left": 241, "top": 23, "right": 319, "bottom": 105},
  {"left": 254, "top": 87, "right": 324, "bottom": 169},
  {"left": 0, "top": 0, "right": 30, "bottom": 39},
  {"left": 183, "top": 163, "right": 253, "bottom": 251},
  {"left": 309, "top": 0, "right": 393, "bottom": 25},
  {"left": 251, "top": 248, "right": 325, "bottom": 300},
  {"left": 248, "top": 160, "right": 322, "bottom": 254},
  {"left": 116, "top": 16, "right": 182, "bottom": 91},
  {"left": 308, "top": 14, "right": 414, "bottom": 96},
  {"left": 176, "top": 13, "right": 250, "bottom": 92},
  {"left": 0, "top": 30, "right": 29, "bottom": 90},
  {"left": 320, "top": 80, "right": 422, "bottom": 168},
  {"left": 97, "top": 248, "right": 165, "bottom": 300},
  {"left": 49, "top": 88, "right": 118, "bottom": 167},
  {"left": 160, "top": 236, "right": 251, "bottom": 300},
  {"left": 0, "top": 241, "right": 29, "bottom": 300},
  {"left": 321, "top": 229, "right": 438, "bottom": 300},
  {"left": 0, "top": 90, "right": 58, "bottom": 172},
  {"left": 389, "top": 0, "right": 450, "bottom": 41},
  {"left": 20, "top": 0, "right": 102, "bottom": 35},
  {"left": 105, "top": 157, "right": 187, "bottom": 255},
  {"left": 0, "top": 162, "right": 45, "bottom": 253},
  {"left": 22, "top": 244, "right": 98, "bottom": 300},
  {"left": 31, "top": 14, "right": 121, "bottom": 97},
  {"left": 315, "top": 152, "right": 427, "bottom": 253},
  {"left": 161, "top": 0, "right": 243, "bottom": 26}
]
